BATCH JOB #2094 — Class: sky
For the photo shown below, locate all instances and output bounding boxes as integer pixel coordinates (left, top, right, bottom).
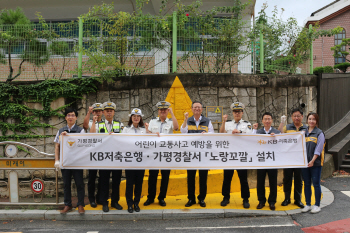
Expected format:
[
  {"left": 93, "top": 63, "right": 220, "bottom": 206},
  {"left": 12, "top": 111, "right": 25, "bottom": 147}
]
[{"left": 255, "top": 0, "right": 335, "bottom": 26}]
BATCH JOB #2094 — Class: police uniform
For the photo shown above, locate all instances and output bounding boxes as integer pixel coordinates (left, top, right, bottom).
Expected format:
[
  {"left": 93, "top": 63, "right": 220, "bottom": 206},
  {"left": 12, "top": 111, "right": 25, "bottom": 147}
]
[
  {"left": 282, "top": 123, "right": 307, "bottom": 206},
  {"left": 122, "top": 108, "right": 146, "bottom": 212},
  {"left": 96, "top": 102, "right": 124, "bottom": 211},
  {"left": 86, "top": 103, "right": 103, "bottom": 133},
  {"left": 87, "top": 103, "right": 103, "bottom": 206},
  {"left": 145, "top": 101, "right": 173, "bottom": 205},
  {"left": 181, "top": 114, "right": 214, "bottom": 205},
  {"left": 256, "top": 127, "right": 281, "bottom": 206},
  {"left": 54, "top": 124, "right": 85, "bottom": 208},
  {"left": 221, "top": 102, "right": 253, "bottom": 207}
]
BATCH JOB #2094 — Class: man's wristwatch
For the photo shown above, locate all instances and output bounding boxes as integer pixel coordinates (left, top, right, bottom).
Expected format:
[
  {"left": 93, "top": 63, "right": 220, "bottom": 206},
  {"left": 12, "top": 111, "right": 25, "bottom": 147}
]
[{"left": 240, "top": 130, "right": 242, "bottom": 133}]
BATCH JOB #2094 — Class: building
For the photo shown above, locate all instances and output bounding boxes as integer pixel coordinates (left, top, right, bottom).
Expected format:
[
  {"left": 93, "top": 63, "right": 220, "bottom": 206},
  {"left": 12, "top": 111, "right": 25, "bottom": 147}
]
[
  {"left": 0, "top": 0, "right": 256, "bottom": 81},
  {"left": 304, "top": 0, "right": 350, "bottom": 69}
]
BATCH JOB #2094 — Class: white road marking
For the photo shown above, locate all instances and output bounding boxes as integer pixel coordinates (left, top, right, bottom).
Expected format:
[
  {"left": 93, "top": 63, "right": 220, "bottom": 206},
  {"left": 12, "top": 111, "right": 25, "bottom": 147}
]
[
  {"left": 341, "top": 191, "right": 350, "bottom": 197},
  {"left": 87, "top": 232, "right": 99, "bottom": 233},
  {"left": 166, "top": 223, "right": 296, "bottom": 230}
]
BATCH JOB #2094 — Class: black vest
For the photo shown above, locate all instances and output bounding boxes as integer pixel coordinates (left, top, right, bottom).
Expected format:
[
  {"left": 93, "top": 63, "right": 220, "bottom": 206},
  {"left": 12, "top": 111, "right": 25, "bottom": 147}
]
[
  {"left": 256, "top": 127, "right": 281, "bottom": 135},
  {"left": 304, "top": 127, "right": 325, "bottom": 167},
  {"left": 58, "top": 124, "right": 83, "bottom": 135},
  {"left": 285, "top": 123, "right": 307, "bottom": 133},
  {"left": 187, "top": 115, "right": 210, "bottom": 133}
]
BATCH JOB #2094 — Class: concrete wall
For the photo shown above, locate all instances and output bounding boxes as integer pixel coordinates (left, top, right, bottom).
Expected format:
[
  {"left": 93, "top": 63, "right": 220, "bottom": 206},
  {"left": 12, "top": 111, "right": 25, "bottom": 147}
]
[{"left": 0, "top": 74, "right": 318, "bottom": 192}]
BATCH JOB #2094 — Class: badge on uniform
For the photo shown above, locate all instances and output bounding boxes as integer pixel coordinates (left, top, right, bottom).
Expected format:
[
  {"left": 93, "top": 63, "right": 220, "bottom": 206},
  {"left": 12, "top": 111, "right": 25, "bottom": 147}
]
[{"left": 248, "top": 125, "right": 252, "bottom": 129}]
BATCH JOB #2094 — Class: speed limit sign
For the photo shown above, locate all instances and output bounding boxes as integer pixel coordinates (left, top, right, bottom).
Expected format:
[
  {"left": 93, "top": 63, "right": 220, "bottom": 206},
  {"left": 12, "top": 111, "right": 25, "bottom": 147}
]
[{"left": 31, "top": 179, "right": 44, "bottom": 193}]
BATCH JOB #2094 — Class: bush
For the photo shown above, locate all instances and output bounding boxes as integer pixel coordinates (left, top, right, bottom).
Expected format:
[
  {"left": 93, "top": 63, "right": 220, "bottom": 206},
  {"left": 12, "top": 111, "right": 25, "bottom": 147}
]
[
  {"left": 324, "top": 66, "right": 334, "bottom": 73},
  {"left": 313, "top": 67, "right": 324, "bottom": 75},
  {"left": 313, "top": 66, "right": 334, "bottom": 75},
  {"left": 334, "top": 62, "right": 350, "bottom": 73}
]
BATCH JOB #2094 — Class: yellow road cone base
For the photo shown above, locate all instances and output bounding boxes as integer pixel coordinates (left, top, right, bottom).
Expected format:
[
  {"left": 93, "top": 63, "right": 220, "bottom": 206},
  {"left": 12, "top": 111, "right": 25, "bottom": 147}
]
[{"left": 84, "top": 185, "right": 321, "bottom": 211}]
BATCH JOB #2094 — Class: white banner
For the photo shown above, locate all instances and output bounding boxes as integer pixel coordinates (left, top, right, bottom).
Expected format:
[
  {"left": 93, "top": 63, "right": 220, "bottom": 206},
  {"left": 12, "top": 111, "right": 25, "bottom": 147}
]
[{"left": 60, "top": 132, "right": 307, "bottom": 170}]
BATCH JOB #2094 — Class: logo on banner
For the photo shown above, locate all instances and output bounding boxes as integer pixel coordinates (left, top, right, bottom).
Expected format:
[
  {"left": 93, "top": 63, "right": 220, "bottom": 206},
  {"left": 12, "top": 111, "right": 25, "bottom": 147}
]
[{"left": 66, "top": 137, "right": 76, "bottom": 149}]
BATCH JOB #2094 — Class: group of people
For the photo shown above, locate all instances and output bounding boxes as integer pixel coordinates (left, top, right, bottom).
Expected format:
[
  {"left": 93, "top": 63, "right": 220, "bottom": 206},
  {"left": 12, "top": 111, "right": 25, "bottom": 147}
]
[{"left": 54, "top": 100, "right": 325, "bottom": 215}]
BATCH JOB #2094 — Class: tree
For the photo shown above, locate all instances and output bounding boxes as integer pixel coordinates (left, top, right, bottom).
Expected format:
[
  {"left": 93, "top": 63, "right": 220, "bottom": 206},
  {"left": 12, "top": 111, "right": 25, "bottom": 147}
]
[{"left": 331, "top": 38, "right": 350, "bottom": 63}]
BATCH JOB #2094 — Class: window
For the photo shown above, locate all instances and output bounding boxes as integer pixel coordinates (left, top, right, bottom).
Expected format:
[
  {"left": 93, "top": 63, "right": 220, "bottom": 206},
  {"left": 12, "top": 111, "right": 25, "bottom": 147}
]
[{"left": 334, "top": 29, "right": 346, "bottom": 65}]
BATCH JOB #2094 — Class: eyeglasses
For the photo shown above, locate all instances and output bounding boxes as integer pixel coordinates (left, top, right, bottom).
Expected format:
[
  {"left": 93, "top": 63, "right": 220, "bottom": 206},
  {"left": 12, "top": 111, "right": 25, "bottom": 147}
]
[
  {"left": 233, "top": 111, "right": 243, "bottom": 113},
  {"left": 66, "top": 114, "right": 76, "bottom": 118},
  {"left": 192, "top": 107, "right": 202, "bottom": 109},
  {"left": 292, "top": 115, "right": 302, "bottom": 118}
]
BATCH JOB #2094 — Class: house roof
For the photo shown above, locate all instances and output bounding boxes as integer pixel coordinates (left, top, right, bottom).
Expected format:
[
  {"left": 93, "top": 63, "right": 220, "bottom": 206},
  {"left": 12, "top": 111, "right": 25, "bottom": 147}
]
[{"left": 304, "top": 0, "right": 350, "bottom": 27}]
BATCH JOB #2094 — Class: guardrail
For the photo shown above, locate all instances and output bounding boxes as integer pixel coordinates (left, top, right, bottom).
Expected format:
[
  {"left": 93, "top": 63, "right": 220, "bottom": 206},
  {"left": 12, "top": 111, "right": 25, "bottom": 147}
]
[{"left": 0, "top": 141, "right": 60, "bottom": 205}]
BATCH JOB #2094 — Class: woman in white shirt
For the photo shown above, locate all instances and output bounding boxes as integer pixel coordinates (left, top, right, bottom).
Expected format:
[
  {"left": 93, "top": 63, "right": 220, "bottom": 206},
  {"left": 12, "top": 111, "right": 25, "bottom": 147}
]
[{"left": 122, "top": 108, "right": 147, "bottom": 213}]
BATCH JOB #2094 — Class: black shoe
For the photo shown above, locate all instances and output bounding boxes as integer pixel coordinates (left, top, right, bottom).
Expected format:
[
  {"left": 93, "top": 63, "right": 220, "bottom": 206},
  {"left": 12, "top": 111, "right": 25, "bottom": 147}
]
[
  {"left": 294, "top": 201, "right": 304, "bottom": 208},
  {"left": 102, "top": 204, "right": 109, "bottom": 212},
  {"left": 256, "top": 203, "right": 265, "bottom": 209},
  {"left": 90, "top": 201, "right": 97, "bottom": 208},
  {"left": 134, "top": 204, "right": 140, "bottom": 212},
  {"left": 128, "top": 205, "right": 133, "bottom": 213},
  {"left": 269, "top": 203, "right": 276, "bottom": 211},
  {"left": 243, "top": 199, "right": 250, "bottom": 209},
  {"left": 143, "top": 199, "right": 154, "bottom": 206},
  {"left": 281, "top": 199, "right": 291, "bottom": 206},
  {"left": 185, "top": 200, "right": 196, "bottom": 207},
  {"left": 220, "top": 198, "right": 230, "bottom": 207},
  {"left": 159, "top": 199, "right": 166, "bottom": 207},
  {"left": 198, "top": 200, "right": 206, "bottom": 207},
  {"left": 111, "top": 202, "right": 123, "bottom": 210}
]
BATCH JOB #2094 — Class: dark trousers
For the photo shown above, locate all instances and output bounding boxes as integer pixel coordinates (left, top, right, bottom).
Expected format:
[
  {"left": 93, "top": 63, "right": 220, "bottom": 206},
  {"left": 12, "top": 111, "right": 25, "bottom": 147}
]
[
  {"left": 147, "top": 169, "right": 170, "bottom": 201},
  {"left": 222, "top": 169, "right": 250, "bottom": 200},
  {"left": 187, "top": 170, "right": 208, "bottom": 201},
  {"left": 302, "top": 166, "right": 322, "bottom": 206},
  {"left": 125, "top": 170, "right": 145, "bottom": 206},
  {"left": 61, "top": 169, "right": 85, "bottom": 207},
  {"left": 257, "top": 169, "right": 277, "bottom": 204},
  {"left": 98, "top": 170, "right": 122, "bottom": 204},
  {"left": 283, "top": 168, "right": 303, "bottom": 202},
  {"left": 88, "top": 170, "right": 100, "bottom": 202}
]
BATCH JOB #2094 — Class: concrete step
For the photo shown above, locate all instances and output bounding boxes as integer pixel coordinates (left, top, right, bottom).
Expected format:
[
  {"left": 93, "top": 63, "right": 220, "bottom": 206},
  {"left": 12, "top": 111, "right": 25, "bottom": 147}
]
[{"left": 342, "top": 159, "right": 350, "bottom": 165}]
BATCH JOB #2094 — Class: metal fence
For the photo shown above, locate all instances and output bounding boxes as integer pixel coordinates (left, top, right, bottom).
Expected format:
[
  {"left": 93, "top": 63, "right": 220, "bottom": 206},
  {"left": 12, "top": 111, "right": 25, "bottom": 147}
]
[{"left": 0, "top": 13, "right": 313, "bottom": 81}]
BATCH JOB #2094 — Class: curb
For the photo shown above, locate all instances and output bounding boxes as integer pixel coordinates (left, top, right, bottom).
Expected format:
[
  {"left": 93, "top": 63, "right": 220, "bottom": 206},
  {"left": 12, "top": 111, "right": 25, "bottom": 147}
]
[{"left": 0, "top": 185, "right": 334, "bottom": 221}]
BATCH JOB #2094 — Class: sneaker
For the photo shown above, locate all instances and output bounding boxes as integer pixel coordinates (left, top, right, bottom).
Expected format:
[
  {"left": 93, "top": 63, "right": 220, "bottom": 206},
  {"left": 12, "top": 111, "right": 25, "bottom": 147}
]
[
  {"left": 301, "top": 205, "right": 312, "bottom": 213},
  {"left": 310, "top": 205, "right": 321, "bottom": 214}
]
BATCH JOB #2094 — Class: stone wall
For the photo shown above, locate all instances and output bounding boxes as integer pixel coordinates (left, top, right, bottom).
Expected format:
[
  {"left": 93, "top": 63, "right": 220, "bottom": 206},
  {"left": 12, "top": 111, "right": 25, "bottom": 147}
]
[{"left": 0, "top": 74, "right": 318, "bottom": 189}]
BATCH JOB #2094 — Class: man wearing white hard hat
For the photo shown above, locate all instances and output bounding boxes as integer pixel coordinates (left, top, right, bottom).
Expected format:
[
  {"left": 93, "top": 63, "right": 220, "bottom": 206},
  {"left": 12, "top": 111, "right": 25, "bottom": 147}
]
[{"left": 219, "top": 102, "right": 257, "bottom": 209}]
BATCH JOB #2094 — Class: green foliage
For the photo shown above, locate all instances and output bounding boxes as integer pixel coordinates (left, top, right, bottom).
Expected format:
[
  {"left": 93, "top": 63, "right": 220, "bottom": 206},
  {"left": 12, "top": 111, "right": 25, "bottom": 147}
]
[
  {"left": 256, "top": 4, "right": 342, "bottom": 74},
  {"left": 313, "top": 66, "right": 333, "bottom": 75},
  {"left": 334, "top": 62, "right": 350, "bottom": 73},
  {"left": 0, "top": 7, "right": 30, "bottom": 25},
  {"left": 324, "top": 66, "right": 334, "bottom": 73},
  {"left": 313, "top": 67, "right": 324, "bottom": 75},
  {"left": 0, "top": 77, "right": 98, "bottom": 141}
]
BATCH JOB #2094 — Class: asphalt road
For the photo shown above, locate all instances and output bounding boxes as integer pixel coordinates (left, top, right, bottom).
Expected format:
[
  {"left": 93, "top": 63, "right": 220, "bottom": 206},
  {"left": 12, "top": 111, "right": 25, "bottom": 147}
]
[{"left": 1, "top": 176, "right": 349, "bottom": 233}]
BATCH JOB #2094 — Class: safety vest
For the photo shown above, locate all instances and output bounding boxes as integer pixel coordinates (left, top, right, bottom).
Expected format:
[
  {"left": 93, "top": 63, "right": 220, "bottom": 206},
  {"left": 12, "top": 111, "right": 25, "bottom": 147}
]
[
  {"left": 187, "top": 115, "right": 210, "bottom": 133},
  {"left": 58, "top": 124, "right": 83, "bottom": 135},
  {"left": 97, "top": 120, "right": 121, "bottom": 133},
  {"left": 304, "top": 127, "right": 325, "bottom": 167},
  {"left": 284, "top": 123, "right": 307, "bottom": 133}
]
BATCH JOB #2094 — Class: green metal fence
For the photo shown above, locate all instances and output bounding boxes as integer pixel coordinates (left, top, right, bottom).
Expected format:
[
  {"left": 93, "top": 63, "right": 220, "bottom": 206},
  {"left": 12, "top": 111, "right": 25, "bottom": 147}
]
[{"left": 0, "top": 14, "right": 313, "bottom": 81}]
